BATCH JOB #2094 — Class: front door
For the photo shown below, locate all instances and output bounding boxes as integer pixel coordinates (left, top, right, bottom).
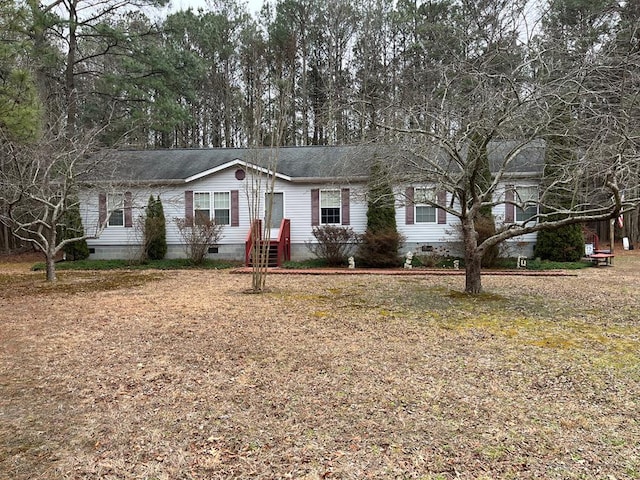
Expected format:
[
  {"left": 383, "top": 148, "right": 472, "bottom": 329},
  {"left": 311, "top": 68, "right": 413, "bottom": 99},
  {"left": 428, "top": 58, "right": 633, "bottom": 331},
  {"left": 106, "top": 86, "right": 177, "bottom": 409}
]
[{"left": 265, "top": 192, "right": 284, "bottom": 240}]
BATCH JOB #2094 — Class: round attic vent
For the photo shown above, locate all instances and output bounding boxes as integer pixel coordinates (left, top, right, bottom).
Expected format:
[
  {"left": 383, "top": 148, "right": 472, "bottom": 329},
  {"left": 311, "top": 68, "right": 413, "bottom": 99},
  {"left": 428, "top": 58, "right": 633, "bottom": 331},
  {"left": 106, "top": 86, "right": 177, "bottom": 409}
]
[{"left": 235, "top": 169, "right": 246, "bottom": 180}]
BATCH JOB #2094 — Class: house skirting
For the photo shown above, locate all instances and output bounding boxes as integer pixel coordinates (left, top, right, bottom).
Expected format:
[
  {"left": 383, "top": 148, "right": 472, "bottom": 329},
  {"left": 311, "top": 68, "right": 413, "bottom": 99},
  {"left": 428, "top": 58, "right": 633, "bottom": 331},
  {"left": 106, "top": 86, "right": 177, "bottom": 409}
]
[
  {"left": 87, "top": 244, "right": 245, "bottom": 261},
  {"left": 88, "top": 239, "right": 535, "bottom": 263}
]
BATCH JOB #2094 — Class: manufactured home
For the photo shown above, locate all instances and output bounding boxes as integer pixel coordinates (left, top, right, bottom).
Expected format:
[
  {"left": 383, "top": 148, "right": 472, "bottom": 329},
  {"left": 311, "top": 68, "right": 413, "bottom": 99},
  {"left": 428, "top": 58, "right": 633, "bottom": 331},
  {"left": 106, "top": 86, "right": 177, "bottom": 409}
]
[{"left": 80, "top": 144, "right": 543, "bottom": 264}]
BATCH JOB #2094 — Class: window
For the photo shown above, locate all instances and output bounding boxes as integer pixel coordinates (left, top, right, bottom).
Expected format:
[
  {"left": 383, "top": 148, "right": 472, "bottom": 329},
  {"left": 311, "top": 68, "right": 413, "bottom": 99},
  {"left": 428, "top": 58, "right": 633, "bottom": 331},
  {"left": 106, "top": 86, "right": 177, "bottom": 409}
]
[
  {"left": 415, "top": 187, "right": 436, "bottom": 223},
  {"left": 194, "top": 192, "right": 211, "bottom": 225},
  {"left": 213, "top": 192, "right": 230, "bottom": 225},
  {"left": 194, "top": 192, "right": 230, "bottom": 225},
  {"left": 108, "top": 193, "right": 124, "bottom": 227},
  {"left": 320, "top": 190, "right": 341, "bottom": 224},
  {"left": 515, "top": 186, "right": 538, "bottom": 222}
]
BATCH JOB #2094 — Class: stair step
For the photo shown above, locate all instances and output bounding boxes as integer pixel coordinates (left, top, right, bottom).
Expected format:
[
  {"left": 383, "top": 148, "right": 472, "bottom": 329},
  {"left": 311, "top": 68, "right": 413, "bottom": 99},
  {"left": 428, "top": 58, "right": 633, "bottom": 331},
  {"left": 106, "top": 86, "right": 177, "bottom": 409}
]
[{"left": 248, "top": 243, "right": 280, "bottom": 267}]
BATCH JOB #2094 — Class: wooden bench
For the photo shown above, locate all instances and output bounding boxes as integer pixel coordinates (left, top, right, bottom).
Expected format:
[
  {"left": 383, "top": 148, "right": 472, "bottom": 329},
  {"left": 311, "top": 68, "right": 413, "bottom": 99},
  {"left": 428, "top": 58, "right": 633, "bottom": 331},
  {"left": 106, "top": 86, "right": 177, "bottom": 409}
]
[{"left": 589, "top": 252, "right": 614, "bottom": 266}]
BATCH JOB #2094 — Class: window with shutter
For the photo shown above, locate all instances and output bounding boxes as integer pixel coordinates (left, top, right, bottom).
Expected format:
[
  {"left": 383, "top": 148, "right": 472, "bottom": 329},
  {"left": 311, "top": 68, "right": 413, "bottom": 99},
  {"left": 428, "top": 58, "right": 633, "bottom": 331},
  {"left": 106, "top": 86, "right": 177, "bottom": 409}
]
[
  {"left": 108, "top": 193, "right": 124, "bottom": 227},
  {"left": 320, "top": 190, "right": 341, "bottom": 224},
  {"left": 414, "top": 188, "right": 437, "bottom": 223},
  {"left": 515, "top": 186, "right": 538, "bottom": 222}
]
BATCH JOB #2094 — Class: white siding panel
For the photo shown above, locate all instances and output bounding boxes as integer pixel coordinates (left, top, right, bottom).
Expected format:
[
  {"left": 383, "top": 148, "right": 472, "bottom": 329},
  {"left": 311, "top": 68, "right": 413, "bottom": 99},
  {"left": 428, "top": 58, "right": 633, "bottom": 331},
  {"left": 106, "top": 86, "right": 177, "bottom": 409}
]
[
  {"left": 83, "top": 169, "right": 371, "bottom": 250},
  {"left": 282, "top": 182, "right": 368, "bottom": 244},
  {"left": 397, "top": 191, "right": 458, "bottom": 244},
  {"left": 82, "top": 170, "right": 538, "bottom": 257},
  {"left": 187, "top": 168, "right": 250, "bottom": 243},
  {"left": 84, "top": 188, "right": 182, "bottom": 247},
  {"left": 396, "top": 186, "right": 538, "bottom": 246}
]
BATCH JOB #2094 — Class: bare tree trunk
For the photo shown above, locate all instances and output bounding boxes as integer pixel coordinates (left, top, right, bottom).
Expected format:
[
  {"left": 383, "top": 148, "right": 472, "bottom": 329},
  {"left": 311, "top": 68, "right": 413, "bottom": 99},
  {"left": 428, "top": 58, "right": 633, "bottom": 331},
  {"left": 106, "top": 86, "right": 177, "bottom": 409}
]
[
  {"left": 465, "top": 251, "right": 482, "bottom": 295},
  {"left": 462, "top": 215, "right": 482, "bottom": 294},
  {"left": 45, "top": 249, "right": 57, "bottom": 282},
  {"left": 630, "top": 206, "right": 639, "bottom": 246},
  {"left": 65, "top": 0, "right": 78, "bottom": 136},
  {"left": 2, "top": 224, "right": 10, "bottom": 251},
  {"left": 224, "top": 60, "right": 232, "bottom": 147}
]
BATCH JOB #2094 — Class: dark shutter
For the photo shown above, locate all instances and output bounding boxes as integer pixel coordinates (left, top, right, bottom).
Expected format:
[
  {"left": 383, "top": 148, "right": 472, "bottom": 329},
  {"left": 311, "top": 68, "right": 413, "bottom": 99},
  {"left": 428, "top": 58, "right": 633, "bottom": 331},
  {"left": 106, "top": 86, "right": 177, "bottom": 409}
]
[
  {"left": 311, "top": 189, "right": 320, "bottom": 226},
  {"left": 341, "top": 188, "right": 350, "bottom": 225},
  {"left": 437, "top": 190, "right": 447, "bottom": 224},
  {"left": 99, "top": 193, "right": 107, "bottom": 227},
  {"left": 124, "top": 191, "right": 133, "bottom": 228},
  {"left": 405, "top": 187, "right": 414, "bottom": 225},
  {"left": 505, "top": 185, "right": 515, "bottom": 223},
  {"left": 231, "top": 190, "right": 239, "bottom": 227},
  {"left": 185, "top": 190, "right": 194, "bottom": 227}
]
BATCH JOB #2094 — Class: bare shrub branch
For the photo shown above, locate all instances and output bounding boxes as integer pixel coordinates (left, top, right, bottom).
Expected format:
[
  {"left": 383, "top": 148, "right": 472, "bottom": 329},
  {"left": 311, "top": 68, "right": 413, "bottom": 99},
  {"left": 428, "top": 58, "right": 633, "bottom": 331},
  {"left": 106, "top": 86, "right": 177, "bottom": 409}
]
[{"left": 174, "top": 217, "right": 224, "bottom": 265}]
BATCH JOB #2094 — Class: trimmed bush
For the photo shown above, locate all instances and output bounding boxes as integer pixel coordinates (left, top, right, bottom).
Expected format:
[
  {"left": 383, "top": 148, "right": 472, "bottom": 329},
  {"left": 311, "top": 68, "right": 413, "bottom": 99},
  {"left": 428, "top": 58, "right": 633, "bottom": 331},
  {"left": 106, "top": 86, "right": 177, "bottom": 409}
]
[
  {"left": 175, "top": 217, "right": 224, "bottom": 265},
  {"left": 534, "top": 223, "right": 585, "bottom": 262},
  {"left": 357, "top": 229, "right": 404, "bottom": 268},
  {"left": 307, "top": 225, "right": 360, "bottom": 266}
]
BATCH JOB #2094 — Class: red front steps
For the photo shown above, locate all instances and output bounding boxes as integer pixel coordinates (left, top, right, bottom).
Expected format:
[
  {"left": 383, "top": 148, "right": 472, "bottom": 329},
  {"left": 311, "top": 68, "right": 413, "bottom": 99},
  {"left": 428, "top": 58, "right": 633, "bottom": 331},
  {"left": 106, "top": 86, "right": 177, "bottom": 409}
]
[
  {"left": 247, "top": 241, "right": 280, "bottom": 267},
  {"left": 245, "top": 219, "right": 291, "bottom": 267}
]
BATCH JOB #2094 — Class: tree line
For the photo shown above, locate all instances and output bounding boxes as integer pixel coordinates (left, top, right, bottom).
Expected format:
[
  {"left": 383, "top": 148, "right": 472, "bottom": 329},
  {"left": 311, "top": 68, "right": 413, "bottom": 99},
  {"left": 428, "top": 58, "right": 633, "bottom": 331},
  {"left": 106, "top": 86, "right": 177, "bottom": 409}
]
[{"left": 1, "top": 0, "right": 636, "bottom": 149}]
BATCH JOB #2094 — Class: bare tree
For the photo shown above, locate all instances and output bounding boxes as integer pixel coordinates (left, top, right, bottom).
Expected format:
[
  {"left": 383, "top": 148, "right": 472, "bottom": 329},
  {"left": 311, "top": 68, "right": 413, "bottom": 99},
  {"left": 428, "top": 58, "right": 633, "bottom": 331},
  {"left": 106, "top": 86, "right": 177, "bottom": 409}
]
[
  {"left": 0, "top": 125, "right": 115, "bottom": 281},
  {"left": 371, "top": 5, "right": 639, "bottom": 294},
  {"left": 245, "top": 148, "right": 280, "bottom": 293},
  {"left": 244, "top": 70, "right": 288, "bottom": 292}
]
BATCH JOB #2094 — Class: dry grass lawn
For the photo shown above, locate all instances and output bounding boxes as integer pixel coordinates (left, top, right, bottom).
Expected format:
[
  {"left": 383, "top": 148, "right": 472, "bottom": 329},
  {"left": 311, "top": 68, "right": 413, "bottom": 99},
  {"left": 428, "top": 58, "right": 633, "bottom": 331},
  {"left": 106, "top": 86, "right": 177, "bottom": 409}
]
[{"left": 1, "top": 253, "right": 639, "bottom": 479}]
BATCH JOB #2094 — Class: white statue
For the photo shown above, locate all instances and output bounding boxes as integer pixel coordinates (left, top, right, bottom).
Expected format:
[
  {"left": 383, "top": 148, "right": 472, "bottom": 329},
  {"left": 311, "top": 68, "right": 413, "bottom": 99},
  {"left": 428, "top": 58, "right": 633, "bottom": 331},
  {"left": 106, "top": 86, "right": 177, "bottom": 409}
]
[
  {"left": 453, "top": 259, "right": 460, "bottom": 270},
  {"left": 404, "top": 251, "right": 413, "bottom": 269},
  {"left": 348, "top": 256, "right": 355, "bottom": 269}
]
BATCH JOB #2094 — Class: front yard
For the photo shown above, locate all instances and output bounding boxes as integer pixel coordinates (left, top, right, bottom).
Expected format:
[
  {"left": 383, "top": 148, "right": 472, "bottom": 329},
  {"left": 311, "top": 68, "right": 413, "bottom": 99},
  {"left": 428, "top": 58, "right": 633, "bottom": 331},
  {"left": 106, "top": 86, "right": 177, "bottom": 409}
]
[{"left": 1, "top": 253, "right": 639, "bottom": 479}]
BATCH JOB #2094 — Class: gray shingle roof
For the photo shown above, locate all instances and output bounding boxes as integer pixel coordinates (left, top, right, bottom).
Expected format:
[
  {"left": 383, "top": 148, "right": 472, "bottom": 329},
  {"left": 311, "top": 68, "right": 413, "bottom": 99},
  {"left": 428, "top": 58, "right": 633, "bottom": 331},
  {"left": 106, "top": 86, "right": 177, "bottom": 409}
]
[
  {"left": 108, "top": 145, "right": 369, "bottom": 182},
  {"left": 102, "top": 142, "right": 544, "bottom": 184}
]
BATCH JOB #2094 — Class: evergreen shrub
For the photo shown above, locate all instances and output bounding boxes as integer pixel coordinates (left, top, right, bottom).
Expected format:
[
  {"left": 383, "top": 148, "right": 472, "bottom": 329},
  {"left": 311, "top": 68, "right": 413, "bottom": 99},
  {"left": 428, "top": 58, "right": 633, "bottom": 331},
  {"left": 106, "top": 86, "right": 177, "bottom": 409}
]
[
  {"left": 475, "top": 214, "right": 499, "bottom": 267},
  {"left": 61, "top": 200, "right": 90, "bottom": 261},
  {"left": 358, "top": 161, "right": 403, "bottom": 268},
  {"left": 534, "top": 223, "right": 584, "bottom": 262},
  {"left": 145, "top": 195, "right": 167, "bottom": 260}
]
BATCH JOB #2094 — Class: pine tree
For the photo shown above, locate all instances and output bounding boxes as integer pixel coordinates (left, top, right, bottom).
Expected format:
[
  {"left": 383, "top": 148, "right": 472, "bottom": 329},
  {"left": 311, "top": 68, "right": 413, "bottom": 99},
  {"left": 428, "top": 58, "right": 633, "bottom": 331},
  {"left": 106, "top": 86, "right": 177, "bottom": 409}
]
[{"left": 145, "top": 195, "right": 167, "bottom": 260}]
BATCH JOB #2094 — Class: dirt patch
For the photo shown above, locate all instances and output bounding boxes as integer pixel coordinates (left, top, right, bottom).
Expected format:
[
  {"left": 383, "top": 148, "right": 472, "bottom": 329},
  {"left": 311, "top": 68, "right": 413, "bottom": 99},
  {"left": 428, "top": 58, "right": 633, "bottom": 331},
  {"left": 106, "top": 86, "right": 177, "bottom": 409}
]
[{"left": 1, "top": 253, "right": 639, "bottom": 479}]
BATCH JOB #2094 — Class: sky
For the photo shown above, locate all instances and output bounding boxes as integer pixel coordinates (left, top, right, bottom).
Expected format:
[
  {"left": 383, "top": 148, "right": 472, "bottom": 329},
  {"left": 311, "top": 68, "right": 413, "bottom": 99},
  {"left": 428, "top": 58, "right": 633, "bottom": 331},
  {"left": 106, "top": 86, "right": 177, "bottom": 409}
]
[{"left": 165, "top": 0, "right": 266, "bottom": 15}]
